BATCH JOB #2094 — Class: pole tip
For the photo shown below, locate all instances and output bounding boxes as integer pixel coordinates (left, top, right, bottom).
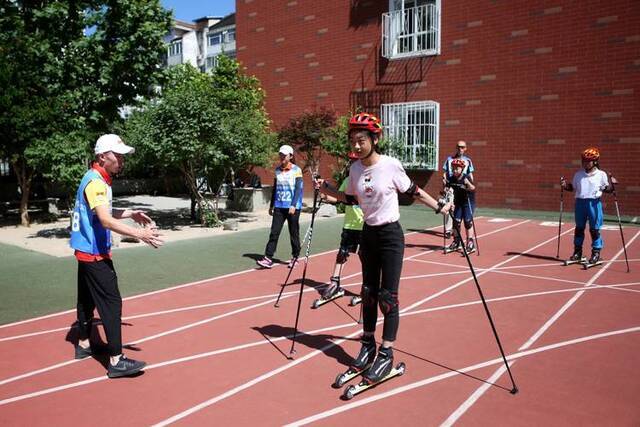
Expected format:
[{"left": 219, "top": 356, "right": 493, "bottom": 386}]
[{"left": 510, "top": 387, "right": 519, "bottom": 395}]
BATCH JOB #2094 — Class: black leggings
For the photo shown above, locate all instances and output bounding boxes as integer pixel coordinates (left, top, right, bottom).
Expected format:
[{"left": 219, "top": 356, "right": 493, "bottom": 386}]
[
  {"left": 265, "top": 208, "right": 301, "bottom": 258},
  {"left": 359, "top": 221, "right": 404, "bottom": 342}
]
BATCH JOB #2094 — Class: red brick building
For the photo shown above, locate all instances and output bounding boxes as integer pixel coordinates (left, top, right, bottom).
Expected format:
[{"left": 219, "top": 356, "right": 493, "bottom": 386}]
[{"left": 237, "top": 0, "right": 640, "bottom": 215}]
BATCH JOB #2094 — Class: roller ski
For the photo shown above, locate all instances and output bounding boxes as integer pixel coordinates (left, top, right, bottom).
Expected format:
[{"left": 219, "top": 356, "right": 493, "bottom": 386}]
[
  {"left": 333, "top": 336, "right": 376, "bottom": 388},
  {"left": 444, "top": 239, "right": 462, "bottom": 254},
  {"left": 583, "top": 250, "right": 603, "bottom": 270},
  {"left": 463, "top": 238, "right": 476, "bottom": 255},
  {"left": 563, "top": 247, "right": 586, "bottom": 266},
  {"left": 341, "top": 346, "right": 405, "bottom": 400},
  {"left": 349, "top": 295, "right": 362, "bottom": 306},
  {"left": 312, "top": 277, "right": 345, "bottom": 308}
]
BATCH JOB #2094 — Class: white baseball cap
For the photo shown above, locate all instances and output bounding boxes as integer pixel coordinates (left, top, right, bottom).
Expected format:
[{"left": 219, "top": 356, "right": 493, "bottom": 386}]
[
  {"left": 95, "top": 134, "right": 135, "bottom": 155},
  {"left": 279, "top": 145, "right": 294, "bottom": 156}
]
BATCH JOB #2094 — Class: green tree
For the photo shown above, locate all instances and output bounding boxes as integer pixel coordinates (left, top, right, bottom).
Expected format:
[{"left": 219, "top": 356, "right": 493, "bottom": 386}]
[
  {"left": 123, "top": 58, "right": 275, "bottom": 226},
  {"left": 278, "top": 106, "right": 336, "bottom": 175},
  {"left": 0, "top": 0, "right": 171, "bottom": 225}
]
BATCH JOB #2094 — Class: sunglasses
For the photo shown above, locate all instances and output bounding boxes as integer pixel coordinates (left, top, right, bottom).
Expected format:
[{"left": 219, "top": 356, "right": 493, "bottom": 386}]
[{"left": 457, "top": 146, "right": 467, "bottom": 149}]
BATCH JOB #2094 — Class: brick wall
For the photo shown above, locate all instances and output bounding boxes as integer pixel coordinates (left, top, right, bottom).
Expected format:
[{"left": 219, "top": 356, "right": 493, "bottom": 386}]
[{"left": 237, "top": 0, "right": 640, "bottom": 215}]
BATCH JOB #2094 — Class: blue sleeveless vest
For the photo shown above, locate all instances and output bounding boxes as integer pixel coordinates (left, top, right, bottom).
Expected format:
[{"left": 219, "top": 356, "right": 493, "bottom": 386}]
[{"left": 69, "top": 169, "right": 112, "bottom": 255}]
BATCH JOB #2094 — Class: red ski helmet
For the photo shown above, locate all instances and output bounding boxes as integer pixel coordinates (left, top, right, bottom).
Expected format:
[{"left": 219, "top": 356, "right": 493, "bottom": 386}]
[
  {"left": 451, "top": 158, "right": 466, "bottom": 169},
  {"left": 348, "top": 112, "right": 383, "bottom": 135},
  {"left": 581, "top": 147, "right": 600, "bottom": 161}
]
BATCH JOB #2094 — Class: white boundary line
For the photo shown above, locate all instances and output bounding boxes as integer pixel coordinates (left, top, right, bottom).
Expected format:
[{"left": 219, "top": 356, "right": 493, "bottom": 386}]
[
  {"left": 0, "top": 221, "right": 452, "bottom": 331},
  {"left": 147, "top": 224, "right": 567, "bottom": 424},
  {"left": 0, "top": 220, "right": 524, "bottom": 344},
  {"left": 284, "top": 326, "right": 640, "bottom": 426},
  {"left": 0, "top": 220, "right": 531, "bottom": 400},
  {"left": 2, "top": 280, "right": 638, "bottom": 407},
  {"left": 441, "top": 229, "right": 640, "bottom": 426}
]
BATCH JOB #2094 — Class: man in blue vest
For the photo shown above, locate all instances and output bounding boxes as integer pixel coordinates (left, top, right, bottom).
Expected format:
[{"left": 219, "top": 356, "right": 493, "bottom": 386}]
[{"left": 70, "top": 134, "right": 163, "bottom": 378}]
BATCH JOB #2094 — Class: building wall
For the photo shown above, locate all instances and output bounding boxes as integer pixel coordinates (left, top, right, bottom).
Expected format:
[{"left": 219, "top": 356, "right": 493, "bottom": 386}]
[{"left": 237, "top": 0, "right": 640, "bottom": 215}]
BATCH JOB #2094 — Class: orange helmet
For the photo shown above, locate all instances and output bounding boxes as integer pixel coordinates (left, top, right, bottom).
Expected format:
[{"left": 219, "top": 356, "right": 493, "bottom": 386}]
[
  {"left": 451, "top": 158, "right": 466, "bottom": 169},
  {"left": 582, "top": 147, "right": 600, "bottom": 161},
  {"left": 348, "top": 112, "right": 383, "bottom": 135}
]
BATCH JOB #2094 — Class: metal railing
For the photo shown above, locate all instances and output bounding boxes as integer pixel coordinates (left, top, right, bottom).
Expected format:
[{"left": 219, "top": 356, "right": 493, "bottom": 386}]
[
  {"left": 382, "top": 2, "right": 440, "bottom": 60},
  {"left": 381, "top": 101, "right": 439, "bottom": 170}
]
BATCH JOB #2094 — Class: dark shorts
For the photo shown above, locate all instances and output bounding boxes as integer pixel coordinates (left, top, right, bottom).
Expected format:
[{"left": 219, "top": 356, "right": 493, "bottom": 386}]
[{"left": 339, "top": 228, "right": 362, "bottom": 253}]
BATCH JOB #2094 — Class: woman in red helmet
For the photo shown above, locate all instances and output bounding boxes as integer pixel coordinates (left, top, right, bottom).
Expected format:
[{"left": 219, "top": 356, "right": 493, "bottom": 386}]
[
  {"left": 445, "top": 157, "right": 476, "bottom": 253},
  {"left": 315, "top": 112, "right": 451, "bottom": 384},
  {"left": 561, "top": 147, "right": 617, "bottom": 265}
]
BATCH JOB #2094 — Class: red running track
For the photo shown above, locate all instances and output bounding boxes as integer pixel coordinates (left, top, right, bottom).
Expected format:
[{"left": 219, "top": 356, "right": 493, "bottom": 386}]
[{"left": 0, "top": 217, "right": 638, "bottom": 426}]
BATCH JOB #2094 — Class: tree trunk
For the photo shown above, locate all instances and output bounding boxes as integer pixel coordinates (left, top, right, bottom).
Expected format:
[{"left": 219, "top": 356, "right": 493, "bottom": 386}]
[{"left": 11, "top": 159, "right": 33, "bottom": 227}]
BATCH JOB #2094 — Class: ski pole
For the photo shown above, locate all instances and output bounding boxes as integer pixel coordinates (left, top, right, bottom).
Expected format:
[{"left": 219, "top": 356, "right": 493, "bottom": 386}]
[
  {"left": 608, "top": 174, "right": 630, "bottom": 273},
  {"left": 556, "top": 177, "right": 564, "bottom": 259},
  {"left": 289, "top": 181, "right": 321, "bottom": 355},
  {"left": 274, "top": 220, "right": 313, "bottom": 307},
  {"left": 466, "top": 190, "right": 479, "bottom": 256},
  {"left": 450, "top": 210, "right": 518, "bottom": 394}
]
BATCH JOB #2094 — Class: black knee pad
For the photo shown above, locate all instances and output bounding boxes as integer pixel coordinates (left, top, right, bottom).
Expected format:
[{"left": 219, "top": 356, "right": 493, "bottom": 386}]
[
  {"left": 335, "top": 247, "right": 350, "bottom": 264},
  {"left": 575, "top": 227, "right": 585, "bottom": 238},
  {"left": 464, "top": 220, "right": 473, "bottom": 229},
  {"left": 589, "top": 228, "right": 600, "bottom": 241},
  {"left": 378, "top": 288, "right": 398, "bottom": 315}
]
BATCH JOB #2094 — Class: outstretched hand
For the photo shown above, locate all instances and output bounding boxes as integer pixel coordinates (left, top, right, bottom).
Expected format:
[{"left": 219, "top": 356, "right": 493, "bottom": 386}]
[
  {"left": 138, "top": 225, "right": 164, "bottom": 249},
  {"left": 130, "top": 210, "right": 153, "bottom": 226}
]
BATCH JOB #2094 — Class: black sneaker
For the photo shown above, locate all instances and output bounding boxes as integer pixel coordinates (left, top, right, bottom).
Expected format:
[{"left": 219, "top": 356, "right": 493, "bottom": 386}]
[
  {"left": 107, "top": 356, "right": 146, "bottom": 378},
  {"left": 351, "top": 336, "right": 376, "bottom": 371},
  {"left": 74, "top": 344, "right": 93, "bottom": 360},
  {"left": 569, "top": 246, "right": 583, "bottom": 262},
  {"left": 588, "top": 249, "right": 601, "bottom": 265},
  {"left": 74, "top": 342, "right": 108, "bottom": 360},
  {"left": 363, "top": 346, "right": 394, "bottom": 384}
]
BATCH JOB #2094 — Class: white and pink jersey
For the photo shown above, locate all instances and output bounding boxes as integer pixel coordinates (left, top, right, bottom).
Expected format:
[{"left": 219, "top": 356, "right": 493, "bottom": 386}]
[{"left": 346, "top": 155, "right": 412, "bottom": 226}]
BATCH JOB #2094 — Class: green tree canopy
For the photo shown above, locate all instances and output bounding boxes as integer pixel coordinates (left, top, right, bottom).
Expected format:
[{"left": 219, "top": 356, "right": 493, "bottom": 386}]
[
  {"left": 278, "top": 106, "right": 336, "bottom": 175},
  {"left": 123, "top": 57, "right": 276, "bottom": 226},
  {"left": 0, "top": 0, "right": 172, "bottom": 225}
]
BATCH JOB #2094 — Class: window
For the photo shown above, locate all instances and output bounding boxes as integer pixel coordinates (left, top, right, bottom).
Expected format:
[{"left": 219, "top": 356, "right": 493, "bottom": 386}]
[
  {"left": 206, "top": 56, "right": 218, "bottom": 69},
  {"left": 382, "top": 0, "right": 440, "bottom": 59},
  {"left": 0, "top": 159, "right": 10, "bottom": 177},
  {"left": 381, "top": 101, "right": 439, "bottom": 170},
  {"left": 225, "top": 29, "right": 236, "bottom": 43},
  {"left": 206, "top": 52, "right": 236, "bottom": 70},
  {"left": 208, "top": 32, "right": 222, "bottom": 46},
  {"left": 168, "top": 40, "right": 182, "bottom": 56}
]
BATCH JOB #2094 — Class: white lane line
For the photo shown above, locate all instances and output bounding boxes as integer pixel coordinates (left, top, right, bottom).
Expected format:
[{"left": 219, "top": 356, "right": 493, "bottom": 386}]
[
  {"left": 405, "top": 220, "right": 530, "bottom": 262},
  {"left": 0, "top": 232, "right": 367, "bottom": 331},
  {"left": 3, "top": 278, "right": 638, "bottom": 406},
  {"left": 0, "top": 295, "right": 294, "bottom": 386},
  {"left": 441, "top": 229, "right": 640, "bottom": 426},
  {"left": 0, "top": 221, "right": 454, "bottom": 331},
  {"left": 148, "top": 224, "right": 563, "bottom": 425},
  {"left": 0, "top": 220, "right": 531, "bottom": 397},
  {"left": 400, "top": 227, "right": 574, "bottom": 314},
  {"left": 284, "top": 326, "right": 640, "bottom": 426},
  {"left": 0, "top": 269, "right": 472, "bottom": 344}
]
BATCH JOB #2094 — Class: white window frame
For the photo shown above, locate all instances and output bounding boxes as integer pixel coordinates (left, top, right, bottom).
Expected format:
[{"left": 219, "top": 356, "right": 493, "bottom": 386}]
[
  {"left": 168, "top": 40, "right": 182, "bottom": 57},
  {"left": 381, "top": 101, "right": 440, "bottom": 170},
  {"left": 208, "top": 32, "right": 222, "bottom": 46},
  {"left": 225, "top": 29, "right": 235, "bottom": 43},
  {"left": 382, "top": 0, "right": 441, "bottom": 60}
]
